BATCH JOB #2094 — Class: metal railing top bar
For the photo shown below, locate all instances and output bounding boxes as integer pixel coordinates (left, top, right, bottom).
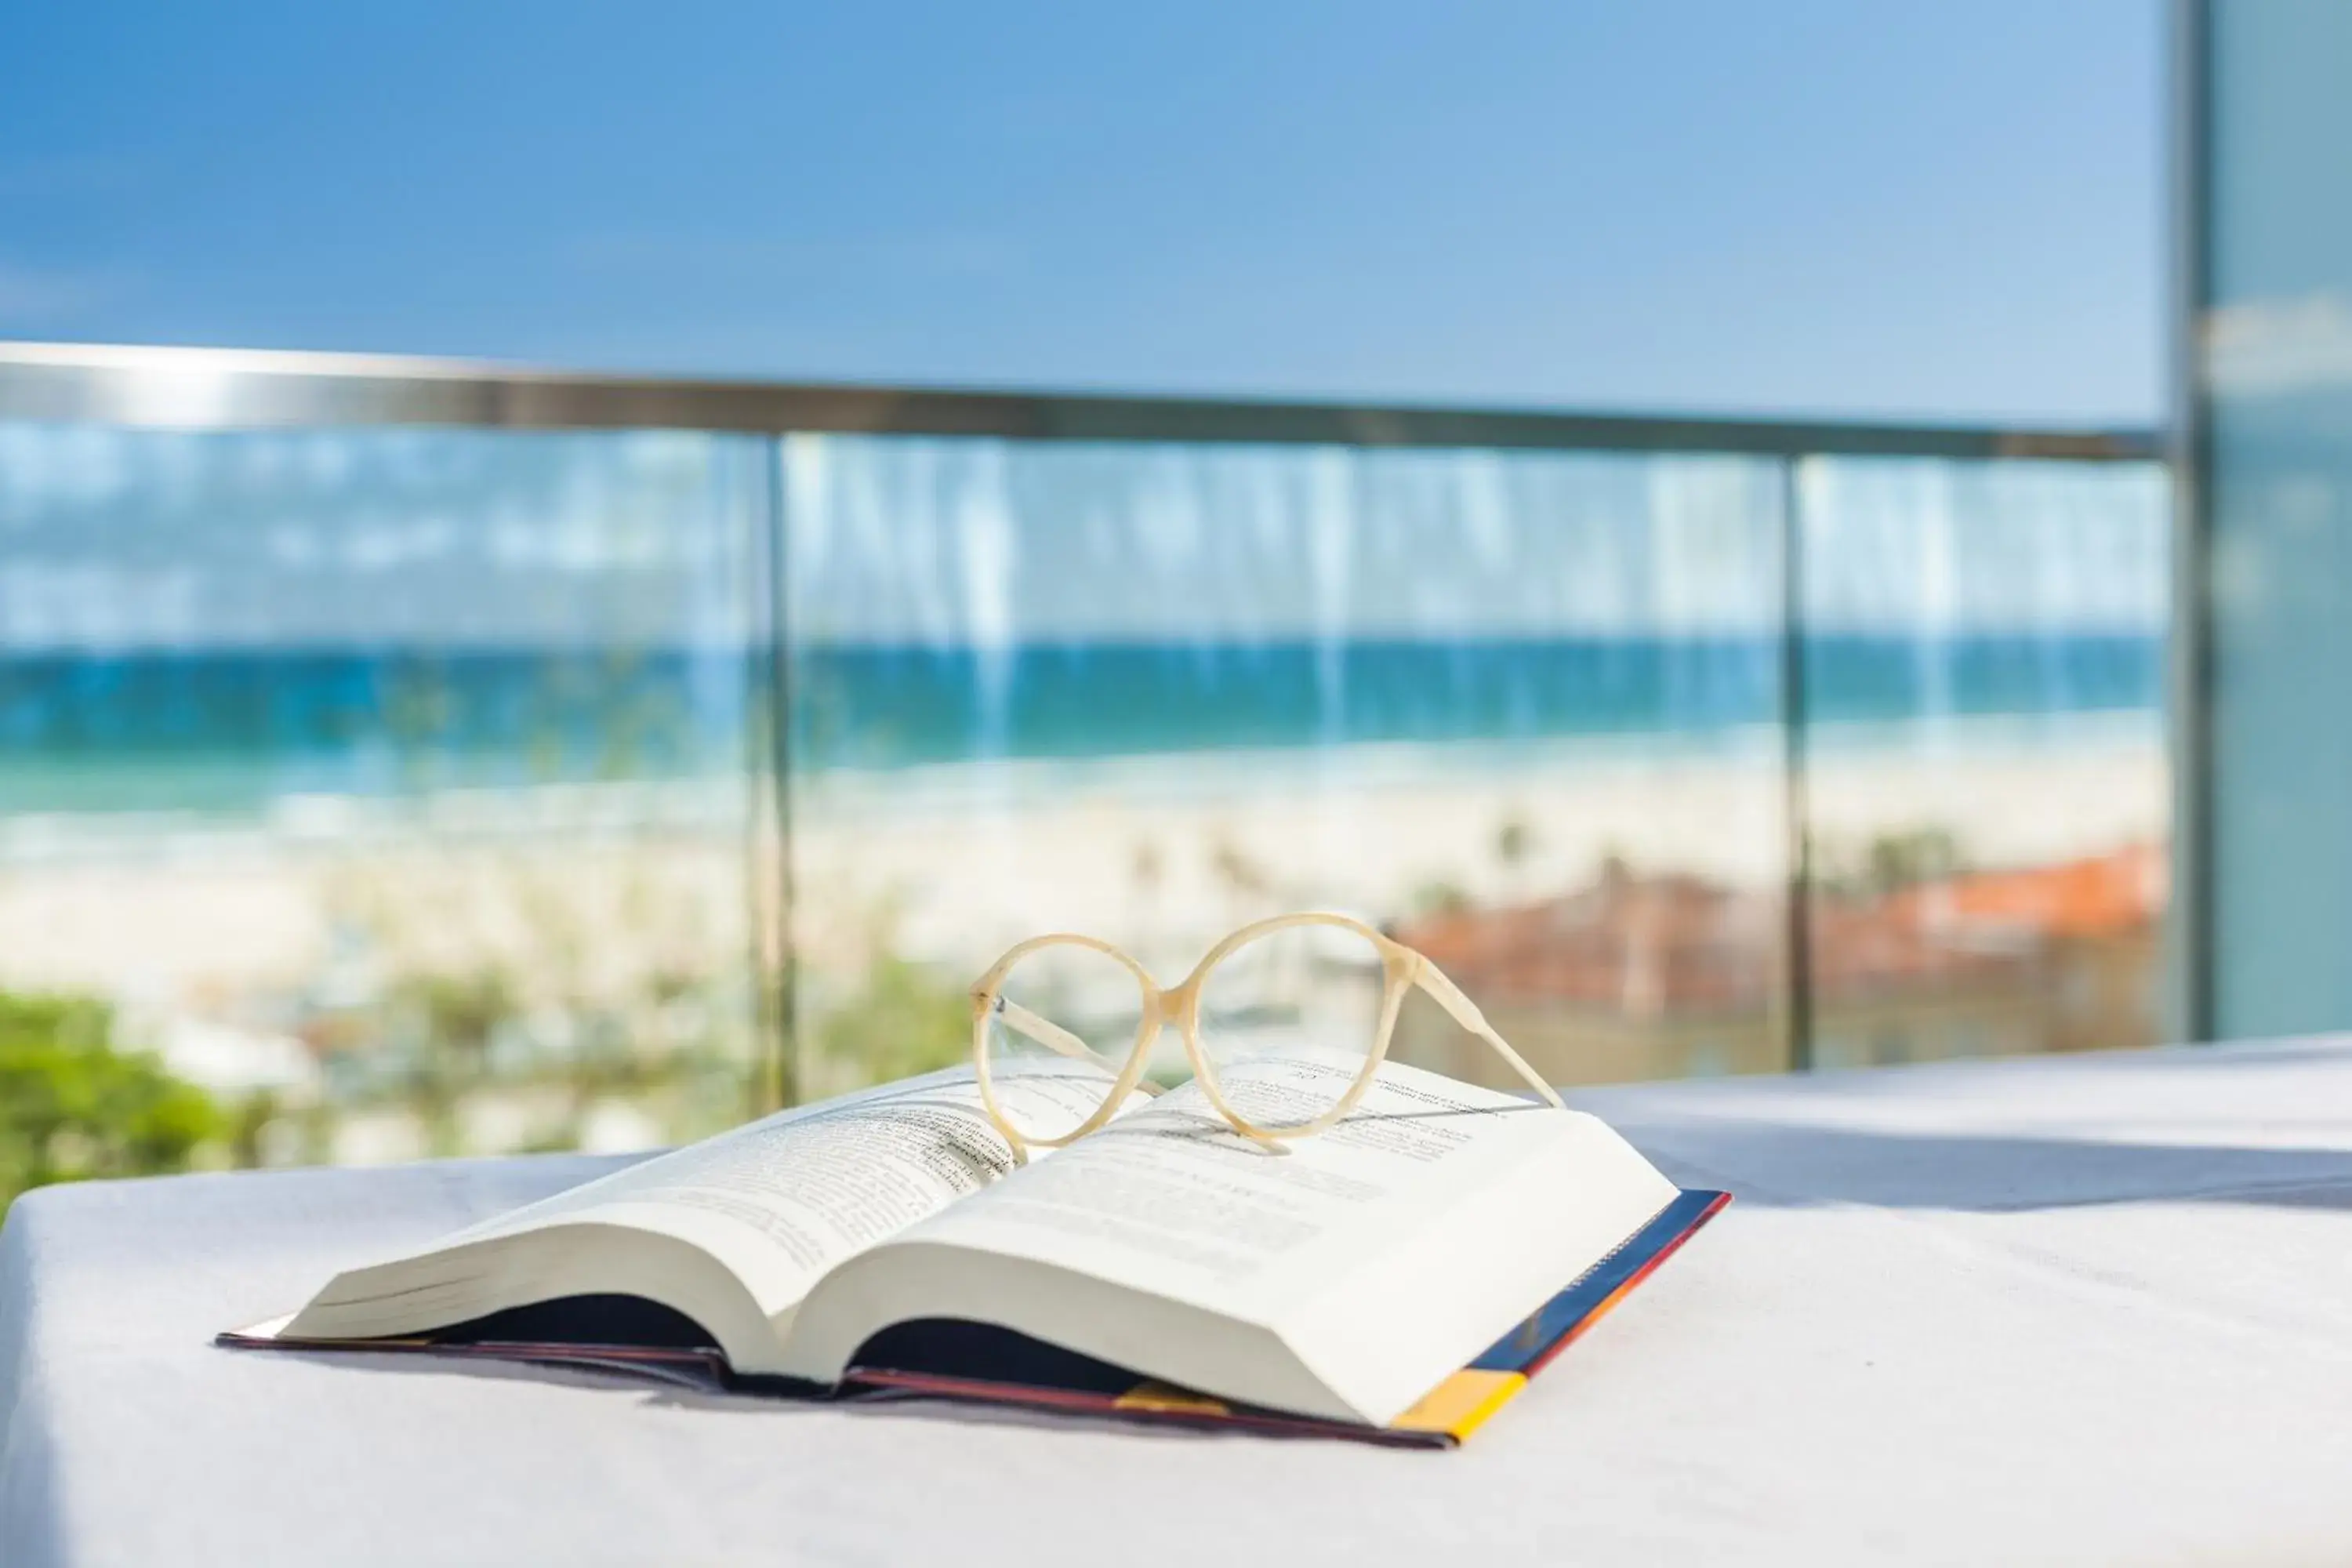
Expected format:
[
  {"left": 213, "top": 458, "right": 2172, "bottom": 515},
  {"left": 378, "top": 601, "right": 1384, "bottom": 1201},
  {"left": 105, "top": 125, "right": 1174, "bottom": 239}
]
[{"left": 0, "top": 339, "right": 2163, "bottom": 461}]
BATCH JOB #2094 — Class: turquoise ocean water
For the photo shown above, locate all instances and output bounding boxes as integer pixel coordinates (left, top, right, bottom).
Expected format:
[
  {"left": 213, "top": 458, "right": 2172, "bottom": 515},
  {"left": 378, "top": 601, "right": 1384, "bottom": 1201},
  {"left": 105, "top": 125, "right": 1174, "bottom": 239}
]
[{"left": 0, "top": 633, "right": 2162, "bottom": 817}]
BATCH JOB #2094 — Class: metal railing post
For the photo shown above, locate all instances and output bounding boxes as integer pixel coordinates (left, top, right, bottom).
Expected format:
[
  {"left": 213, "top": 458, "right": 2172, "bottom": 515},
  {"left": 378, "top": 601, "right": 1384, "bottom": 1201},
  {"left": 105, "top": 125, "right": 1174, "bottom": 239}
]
[
  {"left": 2166, "top": 0, "right": 2214, "bottom": 1046},
  {"left": 1781, "top": 454, "right": 1815, "bottom": 1073},
  {"left": 763, "top": 437, "right": 803, "bottom": 1110}
]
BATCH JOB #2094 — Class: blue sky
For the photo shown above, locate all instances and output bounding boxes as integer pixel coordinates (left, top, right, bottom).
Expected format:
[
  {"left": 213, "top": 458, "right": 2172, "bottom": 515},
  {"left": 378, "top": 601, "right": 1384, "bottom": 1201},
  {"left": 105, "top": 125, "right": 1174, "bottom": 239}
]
[{"left": 0, "top": 1, "right": 2163, "bottom": 424}]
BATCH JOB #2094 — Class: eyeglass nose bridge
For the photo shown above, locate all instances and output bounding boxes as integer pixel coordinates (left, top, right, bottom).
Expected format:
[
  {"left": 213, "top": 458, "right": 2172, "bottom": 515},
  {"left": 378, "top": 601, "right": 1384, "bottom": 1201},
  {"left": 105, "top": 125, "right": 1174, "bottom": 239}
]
[{"left": 1153, "top": 969, "right": 1202, "bottom": 1029}]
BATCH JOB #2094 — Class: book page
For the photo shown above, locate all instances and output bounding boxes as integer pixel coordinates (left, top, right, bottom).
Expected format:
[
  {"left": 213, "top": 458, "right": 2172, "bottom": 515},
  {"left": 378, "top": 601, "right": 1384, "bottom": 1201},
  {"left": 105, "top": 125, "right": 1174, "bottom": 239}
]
[
  {"left": 894, "top": 1055, "right": 1581, "bottom": 1311},
  {"left": 794, "top": 1054, "right": 1678, "bottom": 1421},
  {"left": 438, "top": 1065, "right": 1140, "bottom": 1319}
]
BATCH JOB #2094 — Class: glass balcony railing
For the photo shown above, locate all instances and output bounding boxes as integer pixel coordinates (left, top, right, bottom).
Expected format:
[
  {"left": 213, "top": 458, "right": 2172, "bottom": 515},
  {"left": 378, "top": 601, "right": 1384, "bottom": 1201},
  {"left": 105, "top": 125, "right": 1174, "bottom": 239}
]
[
  {"left": 778, "top": 436, "right": 1792, "bottom": 1102},
  {"left": 0, "top": 424, "right": 775, "bottom": 1167},
  {"left": 0, "top": 347, "right": 2169, "bottom": 1185},
  {"left": 1796, "top": 456, "right": 2171, "bottom": 1070}
]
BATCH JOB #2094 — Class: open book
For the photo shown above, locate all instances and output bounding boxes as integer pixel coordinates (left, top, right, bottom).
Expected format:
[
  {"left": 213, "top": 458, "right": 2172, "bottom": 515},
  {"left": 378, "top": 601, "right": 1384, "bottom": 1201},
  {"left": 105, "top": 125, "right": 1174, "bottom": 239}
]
[{"left": 225, "top": 1058, "right": 1724, "bottom": 1446}]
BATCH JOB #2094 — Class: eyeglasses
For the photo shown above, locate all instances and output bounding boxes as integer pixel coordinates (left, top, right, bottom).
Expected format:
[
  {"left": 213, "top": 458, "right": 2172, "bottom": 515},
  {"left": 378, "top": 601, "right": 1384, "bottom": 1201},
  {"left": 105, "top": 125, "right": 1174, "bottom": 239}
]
[{"left": 970, "top": 911, "right": 1563, "bottom": 1161}]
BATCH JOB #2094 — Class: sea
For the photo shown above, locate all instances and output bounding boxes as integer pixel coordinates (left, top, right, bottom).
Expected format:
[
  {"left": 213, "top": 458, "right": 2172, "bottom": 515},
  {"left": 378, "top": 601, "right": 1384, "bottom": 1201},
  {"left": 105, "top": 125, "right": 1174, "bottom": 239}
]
[{"left": 0, "top": 633, "right": 2165, "bottom": 818}]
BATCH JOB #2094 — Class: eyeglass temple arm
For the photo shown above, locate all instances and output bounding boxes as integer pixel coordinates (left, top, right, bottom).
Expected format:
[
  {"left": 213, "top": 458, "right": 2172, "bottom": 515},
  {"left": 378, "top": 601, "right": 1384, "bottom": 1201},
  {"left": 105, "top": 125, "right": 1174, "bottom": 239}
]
[
  {"left": 991, "top": 997, "right": 1164, "bottom": 1094},
  {"left": 1410, "top": 960, "right": 1566, "bottom": 1109}
]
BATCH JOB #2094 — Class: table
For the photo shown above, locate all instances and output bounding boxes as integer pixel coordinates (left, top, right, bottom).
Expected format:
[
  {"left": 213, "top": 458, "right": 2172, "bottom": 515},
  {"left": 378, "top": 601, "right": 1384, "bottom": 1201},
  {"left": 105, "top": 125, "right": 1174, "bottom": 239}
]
[{"left": 6, "top": 1037, "right": 2352, "bottom": 1566}]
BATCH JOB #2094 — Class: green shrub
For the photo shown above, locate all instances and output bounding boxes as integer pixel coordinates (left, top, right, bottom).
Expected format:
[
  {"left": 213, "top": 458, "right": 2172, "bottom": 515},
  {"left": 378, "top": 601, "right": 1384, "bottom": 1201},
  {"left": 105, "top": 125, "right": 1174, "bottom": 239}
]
[
  {"left": 0, "top": 991, "right": 227, "bottom": 1209},
  {"left": 811, "top": 954, "right": 971, "bottom": 1090}
]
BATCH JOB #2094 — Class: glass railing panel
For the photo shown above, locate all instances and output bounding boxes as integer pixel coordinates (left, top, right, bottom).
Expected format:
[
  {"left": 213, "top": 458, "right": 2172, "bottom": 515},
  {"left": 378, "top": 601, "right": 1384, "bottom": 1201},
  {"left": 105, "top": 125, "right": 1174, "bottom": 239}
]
[
  {"left": 1798, "top": 455, "right": 2171, "bottom": 1068},
  {"left": 779, "top": 434, "right": 1792, "bottom": 1098},
  {"left": 2201, "top": 0, "right": 2352, "bottom": 1038},
  {"left": 0, "top": 423, "right": 773, "bottom": 1181}
]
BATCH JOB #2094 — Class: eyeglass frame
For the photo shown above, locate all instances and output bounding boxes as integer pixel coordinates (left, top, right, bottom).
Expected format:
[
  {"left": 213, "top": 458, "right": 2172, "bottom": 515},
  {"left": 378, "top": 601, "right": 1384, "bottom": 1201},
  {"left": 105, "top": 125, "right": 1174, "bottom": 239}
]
[{"left": 970, "top": 910, "right": 1565, "bottom": 1163}]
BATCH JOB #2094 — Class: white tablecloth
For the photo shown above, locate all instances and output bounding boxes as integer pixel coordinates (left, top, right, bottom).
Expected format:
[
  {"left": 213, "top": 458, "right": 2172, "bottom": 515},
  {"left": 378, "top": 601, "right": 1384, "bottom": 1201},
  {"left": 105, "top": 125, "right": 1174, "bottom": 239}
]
[{"left": 5, "top": 1037, "right": 2351, "bottom": 1567}]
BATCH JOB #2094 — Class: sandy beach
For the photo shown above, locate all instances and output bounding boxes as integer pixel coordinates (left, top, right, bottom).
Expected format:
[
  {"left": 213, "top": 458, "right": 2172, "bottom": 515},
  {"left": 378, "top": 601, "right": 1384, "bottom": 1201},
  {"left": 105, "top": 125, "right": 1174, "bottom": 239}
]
[
  {"left": 1, "top": 713, "right": 2167, "bottom": 1007},
  {"left": 793, "top": 714, "right": 2167, "bottom": 968}
]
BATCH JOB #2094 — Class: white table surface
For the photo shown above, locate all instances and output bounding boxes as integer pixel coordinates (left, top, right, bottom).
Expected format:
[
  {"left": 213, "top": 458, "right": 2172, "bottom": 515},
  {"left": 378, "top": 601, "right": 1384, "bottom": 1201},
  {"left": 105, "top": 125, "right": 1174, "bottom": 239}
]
[{"left": 6, "top": 1037, "right": 2352, "bottom": 1567}]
